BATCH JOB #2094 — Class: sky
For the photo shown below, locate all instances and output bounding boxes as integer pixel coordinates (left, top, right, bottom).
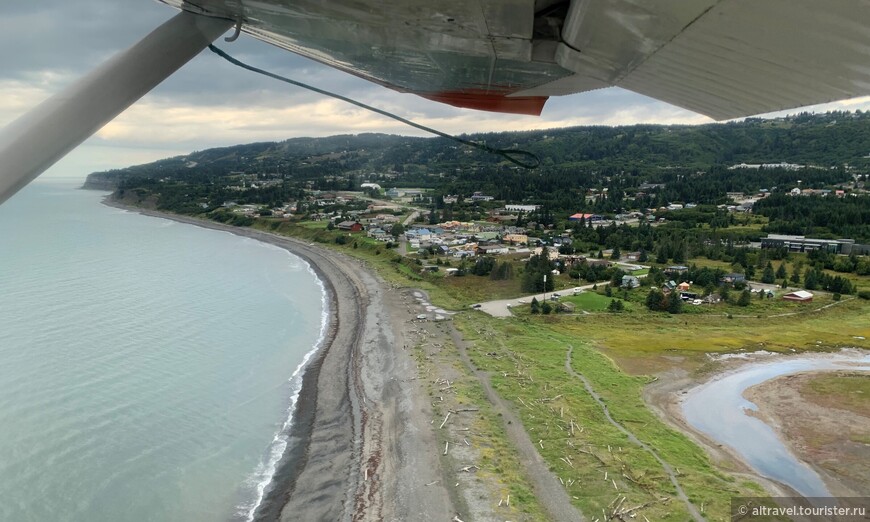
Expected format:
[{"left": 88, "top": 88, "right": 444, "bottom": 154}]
[{"left": 3, "top": 0, "right": 870, "bottom": 180}]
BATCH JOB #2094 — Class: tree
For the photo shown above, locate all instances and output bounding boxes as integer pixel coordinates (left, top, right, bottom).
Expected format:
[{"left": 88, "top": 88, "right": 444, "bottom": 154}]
[
  {"left": 737, "top": 289, "right": 751, "bottom": 307},
  {"left": 761, "top": 262, "right": 775, "bottom": 284},
  {"left": 781, "top": 278, "right": 789, "bottom": 289},
  {"left": 775, "top": 263, "right": 787, "bottom": 279},
  {"left": 645, "top": 289, "right": 664, "bottom": 311},
  {"left": 326, "top": 221, "right": 335, "bottom": 230},
  {"left": 541, "top": 301, "right": 553, "bottom": 314},
  {"left": 490, "top": 261, "right": 514, "bottom": 281},
  {"left": 610, "top": 246, "right": 621, "bottom": 260},
  {"left": 804, "top": 268, "right": 819, "bottom": 290},
  {"left": 667, "top": 293, "right": 683, "bottom": 314},
  {"left": 607, "top": 299, "right": 625, "bottom": 312},
  {"left": 530, "top": 297, "right": 540, "bottom": 314},
  {"left": 390, "top": 223, "right": 405, "bottom": 237}
]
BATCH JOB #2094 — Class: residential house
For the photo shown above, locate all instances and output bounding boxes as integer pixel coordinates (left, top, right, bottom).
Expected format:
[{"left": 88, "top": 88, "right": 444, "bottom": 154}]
[
  {"left": 478, "top": 244, "right": 509, "bottom": 256},
  {"left": 783, "top": 290, "right": 814, "bottom": 302},
  {"left": 621, "top": 275, "right": 641, "bottom": 289},
  {"left": 503, "top": 233, "right": 529, "bottom": 245},
  {"left": 337, "top": 221, "right": 363, "bottom": 232},
  {"left": 722, "top": 273, "right": 746, "bottom": 285}
]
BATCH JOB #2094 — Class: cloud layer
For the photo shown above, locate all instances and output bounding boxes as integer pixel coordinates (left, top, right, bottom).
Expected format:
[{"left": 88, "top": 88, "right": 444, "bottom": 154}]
[{"left": 2, "top": 0, "right": 870, "bottom": 180}]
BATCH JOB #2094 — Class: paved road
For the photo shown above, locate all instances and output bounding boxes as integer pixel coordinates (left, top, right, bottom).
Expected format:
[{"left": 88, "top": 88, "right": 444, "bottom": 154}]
[
  {"left": 475, "top": 282, "right": 602, "bottom": 317},
  {"left": 475, "top": 268, "right": 648, "bottom": 317}
]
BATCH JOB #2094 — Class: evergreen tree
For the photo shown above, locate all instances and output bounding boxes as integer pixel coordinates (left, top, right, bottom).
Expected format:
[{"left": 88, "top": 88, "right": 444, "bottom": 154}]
[
  {"left": 541, "top": 301, "right": 553, "bottom": 315},
  {"left": 737, "top": 289, "right": 752, "bottom": 307},
  {"left": 761, "top": 263, "right": 776, "bottom": 284},
  {"left": 667, "top": 293, "right": 683, "bottom": 314},
  {"left": 530, "top": 297, "right": 540, "bottom": 314},
  {"left": 645, "top": 289, "right": 664, "bottom": 311},
  {"left": 775, "top": 263, "right": 787, "bottom": 279},
  {"left": 804, "top": 268, "right": 819, "bottom": 290}
]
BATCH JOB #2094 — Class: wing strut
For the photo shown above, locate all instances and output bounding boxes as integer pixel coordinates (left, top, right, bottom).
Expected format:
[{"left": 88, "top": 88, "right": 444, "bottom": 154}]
[{"left": 0, "top": 11, "right": 232, "bottom": 205}]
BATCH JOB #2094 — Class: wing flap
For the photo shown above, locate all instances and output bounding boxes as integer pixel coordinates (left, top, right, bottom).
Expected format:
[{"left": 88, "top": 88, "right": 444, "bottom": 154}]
[{"left": 616, "top": 0, "right": 870, "bottom": 120}]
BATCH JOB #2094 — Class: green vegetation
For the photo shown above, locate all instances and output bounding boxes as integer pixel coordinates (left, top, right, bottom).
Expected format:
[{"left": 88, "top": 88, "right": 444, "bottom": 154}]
[
  {"left": 457, "top": 315, "right": 765, "bottom": 521},
  {"left": 802, "top": 373, "right": 870, "bottom": 417}
]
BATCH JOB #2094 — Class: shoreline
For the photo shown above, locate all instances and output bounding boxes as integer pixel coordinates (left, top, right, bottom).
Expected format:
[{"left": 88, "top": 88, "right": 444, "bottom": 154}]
[
  {"left": 644, "top": 349, "right": 870, "bottom": 500},
  {"left": 101, "top": 197, "right": 455, "bottom": 521}
]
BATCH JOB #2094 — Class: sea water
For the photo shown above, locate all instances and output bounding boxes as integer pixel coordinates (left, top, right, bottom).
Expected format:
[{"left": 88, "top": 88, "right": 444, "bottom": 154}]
[{"left": 0, "top": 181, "right": 325, "bottom": 521}]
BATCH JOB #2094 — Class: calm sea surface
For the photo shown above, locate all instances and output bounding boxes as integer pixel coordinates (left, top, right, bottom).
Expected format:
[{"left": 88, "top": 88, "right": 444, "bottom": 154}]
[{"left": 0, "top": 181, "right": 325, "bottom": 521}]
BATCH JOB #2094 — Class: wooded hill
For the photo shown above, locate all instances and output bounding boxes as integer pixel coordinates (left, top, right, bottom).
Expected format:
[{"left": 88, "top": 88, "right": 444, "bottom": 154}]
[{"left": 85, "top": 110, "right": 870, "bottom": 195}]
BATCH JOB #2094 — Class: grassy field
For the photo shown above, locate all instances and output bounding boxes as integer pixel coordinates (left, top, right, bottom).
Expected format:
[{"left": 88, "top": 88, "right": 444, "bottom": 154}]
[
  {"left": 456, "top": 315, "right": 767, "bottom": 521},
  {"left": 801, "top": 372, "right": 870, "bottom": 417},
  {"left": 561, "top": 291, "right": 631, "bottom": 312}
]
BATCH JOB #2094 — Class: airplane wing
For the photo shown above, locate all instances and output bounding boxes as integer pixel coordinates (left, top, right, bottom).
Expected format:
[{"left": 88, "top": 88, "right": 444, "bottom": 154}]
[
  {"left": 161, "top": 0, "right": 870, "bottom": 120},
  {"left": 2, "top": 0, "right": 870, "bottom": 204}
]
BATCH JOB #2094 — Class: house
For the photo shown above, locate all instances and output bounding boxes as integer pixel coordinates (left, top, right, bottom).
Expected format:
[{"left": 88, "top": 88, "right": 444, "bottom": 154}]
[
  {"left": 505, "top": 204, "right": 540, "bottom": 212},
  {"left": 478, "top": 244, "right": 509, "bottom": 255},
  {"left": 722, "top": 273, "right": 746, "bottom": 285},
  {"left": 568, "top": 212, "right": 604, "bottom": 222},
  {"left": 621, "top": 275, "right": 641, "bottom": 289},
  {"left": 783, "top": 290, "right": 814, "bottom": 302},
  {"left": 662, "top": 280, "right": 678, "bottom": 293},
  {"left": 666, "top": 265, "right": 689, "bottom": 275},
  {"left": 337, "top": 221, "right": 363, "bottom": 232},
  {"left": 367, "top": 227, "right": 387, "bottom": 239},
  {"left": 406, "top": 228, "right": 433, "bottom": 242},
  {"left": 677, "top": 282, "right": 691, "bottom": 292},
  {"left": 503, "top": 233, "right": 529, "bottom": 245}
]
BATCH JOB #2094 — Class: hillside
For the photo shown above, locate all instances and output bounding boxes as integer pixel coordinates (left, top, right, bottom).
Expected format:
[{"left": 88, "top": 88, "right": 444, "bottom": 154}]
[{"left": 84, "top": 111, "right": 870, "bottom": 193}]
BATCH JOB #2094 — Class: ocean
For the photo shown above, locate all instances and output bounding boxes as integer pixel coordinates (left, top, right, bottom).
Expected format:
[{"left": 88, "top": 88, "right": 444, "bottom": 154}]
[{"left": 0, "top": 180, "right": 326, "bottom": 521}]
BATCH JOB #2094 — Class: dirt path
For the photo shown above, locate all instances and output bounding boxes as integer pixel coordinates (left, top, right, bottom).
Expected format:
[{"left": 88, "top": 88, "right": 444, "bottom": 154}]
[
  {"left": 565, "top": 345, "right": 705, "bottom": 522},
  {"left": 448, "top": 328, "right": 586, "bottom": 522}
]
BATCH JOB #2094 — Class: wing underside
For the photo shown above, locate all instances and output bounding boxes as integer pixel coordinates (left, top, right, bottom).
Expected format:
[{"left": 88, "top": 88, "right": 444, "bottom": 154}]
[{"left": 162, "top": 0, "right": 870, "bottom": 119}]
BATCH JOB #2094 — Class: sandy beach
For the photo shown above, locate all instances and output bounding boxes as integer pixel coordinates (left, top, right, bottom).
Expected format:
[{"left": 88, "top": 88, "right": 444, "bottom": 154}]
[{"left": 104, "top": 200, "right": 455, "bottom": 521}]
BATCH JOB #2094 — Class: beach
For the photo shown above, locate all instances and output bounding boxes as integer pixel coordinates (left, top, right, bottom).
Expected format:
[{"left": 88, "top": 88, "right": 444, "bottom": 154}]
[{"left": 104, "top": 200, "right": 455, "bottom": 521}]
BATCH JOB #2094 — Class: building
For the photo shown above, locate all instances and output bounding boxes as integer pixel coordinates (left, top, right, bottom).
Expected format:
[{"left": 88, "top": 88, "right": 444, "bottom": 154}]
[
  {"left": 470, "top": 192, "right": 494, "bottom": 202},
  {"left": 568, "top": 212, "right": 604, "bottom": 222},
  {"left": 505, "top": 204, "right": 540, "bottom": 212},
  {"left": 478, "top": 244, "right": 509, "bottom": 255},
  {"left": 760, "top": 234, "right": 870, "bottom": 255},
  {"left": 722, "top": 273, "right": 746, "bottom": 285},
  {"left": 337, "top": 221, "right": 363, "bottom": 232},
  {"left": 783, "top": 290, "right": 814, "bottom": 302},
  {"left": 621, "top": 275, "right": 641, "bottom": 288},
  {"left": 503, "top": 233, "right": 529, "bottom": 245}
]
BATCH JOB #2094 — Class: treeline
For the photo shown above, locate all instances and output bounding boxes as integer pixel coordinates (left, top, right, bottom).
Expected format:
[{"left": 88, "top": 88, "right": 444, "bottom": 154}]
[{"left": 754, "top": 194, "right": 870, "bottom": 242}]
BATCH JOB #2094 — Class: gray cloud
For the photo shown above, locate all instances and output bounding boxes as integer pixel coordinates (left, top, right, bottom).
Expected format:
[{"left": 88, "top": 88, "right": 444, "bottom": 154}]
[{"left": 5, "top": 0, "right": 870, "bottom": 180}]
